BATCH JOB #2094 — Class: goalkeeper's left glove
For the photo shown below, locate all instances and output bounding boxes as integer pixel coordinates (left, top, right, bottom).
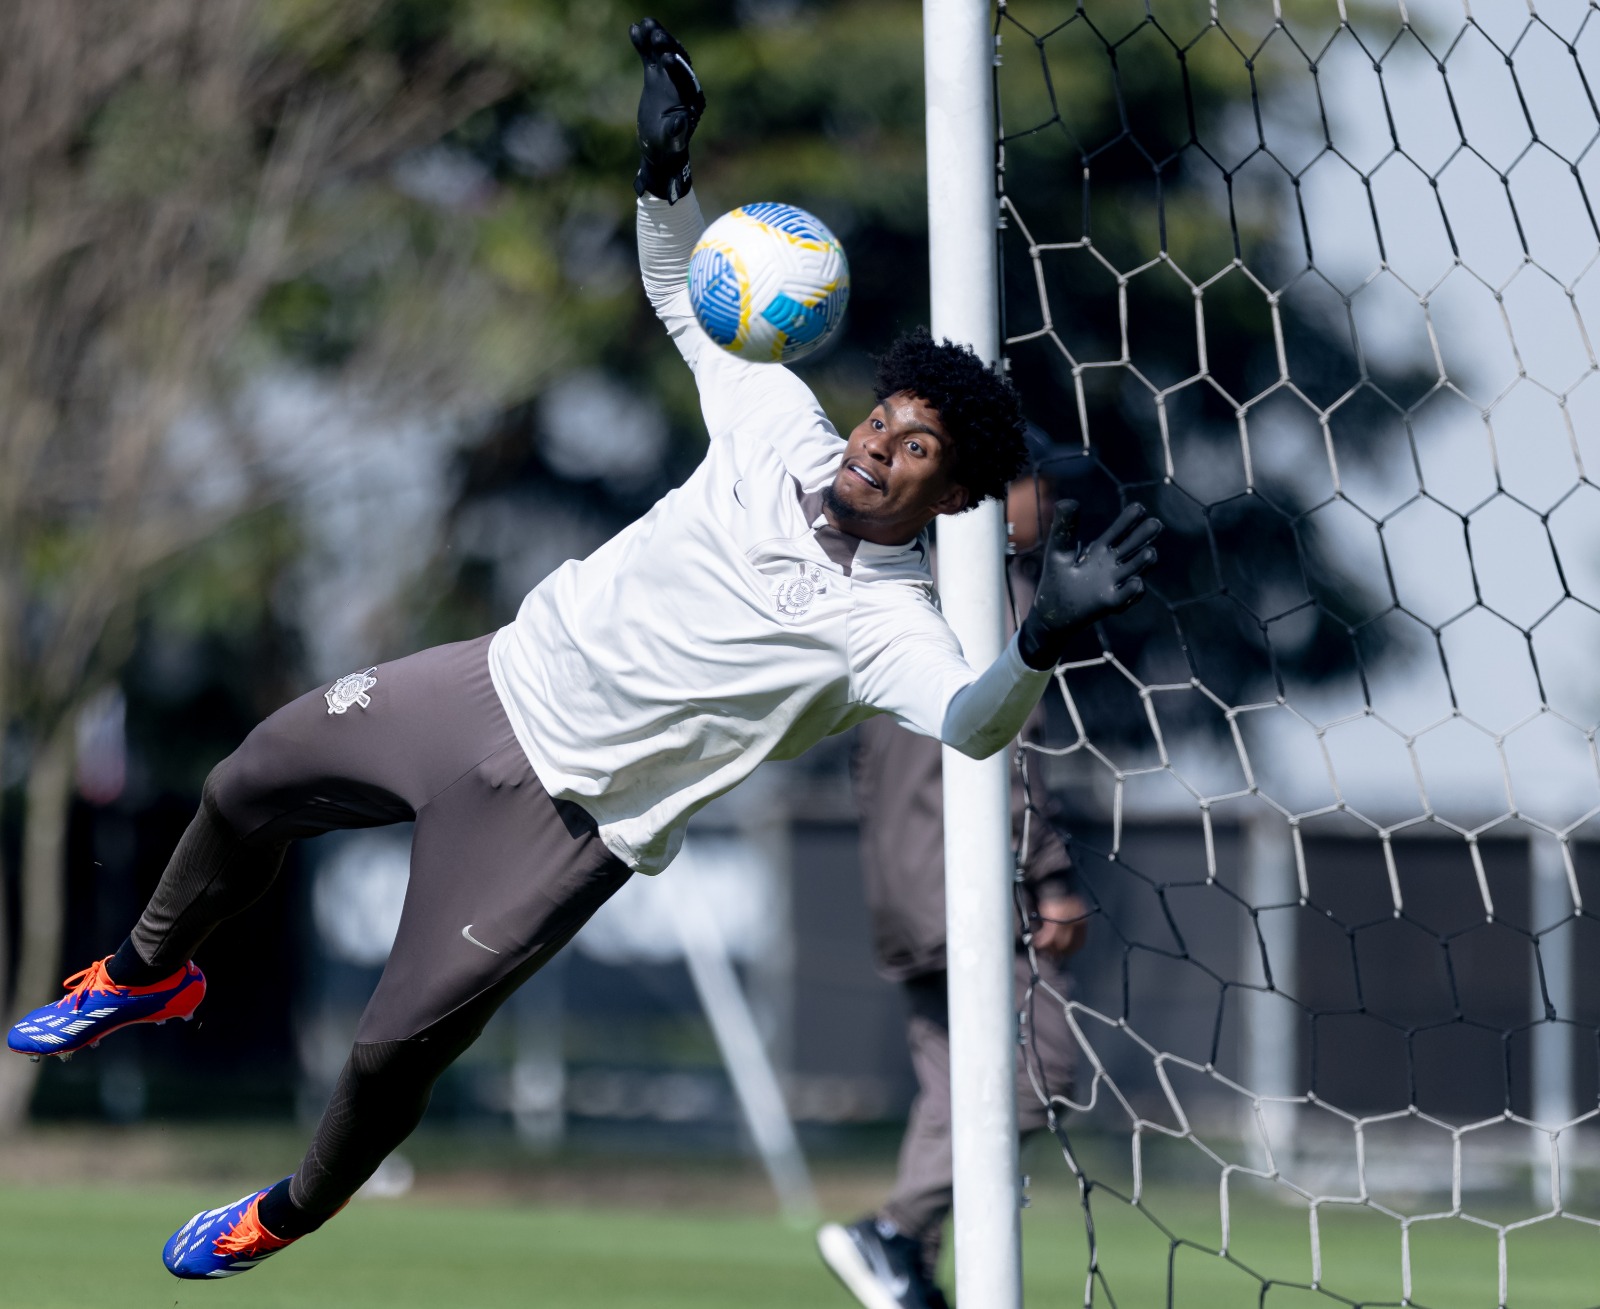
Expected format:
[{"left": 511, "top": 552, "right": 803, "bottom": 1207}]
[
  {"left": 630, "top": 17, "right": 705, "bottom": 204},
  {"left": 1017, "top": 499, "right": 1162, "bottom": 669}
]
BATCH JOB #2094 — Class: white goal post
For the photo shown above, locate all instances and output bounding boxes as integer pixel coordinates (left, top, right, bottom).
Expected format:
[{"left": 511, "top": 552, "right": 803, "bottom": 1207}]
[{"left": 923, "top": 2, "right": 1024, "bottom": 1307}]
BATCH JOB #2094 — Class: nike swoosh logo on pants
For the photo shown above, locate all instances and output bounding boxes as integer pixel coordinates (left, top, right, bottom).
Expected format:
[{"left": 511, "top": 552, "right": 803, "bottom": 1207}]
[{"left": 461, "top": 924, "right": 501, "bottom": 954}]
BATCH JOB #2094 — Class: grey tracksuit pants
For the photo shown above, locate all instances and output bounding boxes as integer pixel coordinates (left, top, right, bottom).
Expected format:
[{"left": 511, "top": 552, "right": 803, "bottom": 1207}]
[
  {"left": 128, "top": 634, "right": 631, "bottom": 1221},
  {"left": 880, "top": 955, "right": 1077, "bottom": 1244}
]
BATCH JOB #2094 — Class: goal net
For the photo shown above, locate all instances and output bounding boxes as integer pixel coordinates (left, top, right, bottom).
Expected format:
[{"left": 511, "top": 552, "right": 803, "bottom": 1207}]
[{"left": 998, "top": 1, "right": 1600, "bottom": 1304}]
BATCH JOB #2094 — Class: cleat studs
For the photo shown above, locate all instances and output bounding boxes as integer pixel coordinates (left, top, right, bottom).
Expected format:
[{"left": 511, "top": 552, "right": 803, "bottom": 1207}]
[
  {"left": 156, "top": 1020, "right": 166, "bottom": 1027},
  {"left": 58, "top": 1052, "right": 72, "bottom": 1063},
  {"left": 27, "top": 1055, "right": 40, "bottom": 1064}
]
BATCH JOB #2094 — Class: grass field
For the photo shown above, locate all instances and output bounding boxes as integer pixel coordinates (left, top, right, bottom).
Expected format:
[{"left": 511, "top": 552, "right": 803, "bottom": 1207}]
[
  {"left": 3, "top": 1135, "right": 1599, "bottom": 1307},
  {"left": 6, "top": 1181, "right": 1600, "bottom": 1307}
]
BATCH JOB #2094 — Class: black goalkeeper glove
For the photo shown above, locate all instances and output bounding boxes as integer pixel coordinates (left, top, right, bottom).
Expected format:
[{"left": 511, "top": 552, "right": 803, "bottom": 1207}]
[
  {"left": 630, "top": 17, "right": 705, "bottom": 204},
  {"left": 1017, "top": 500, "right": 1162, "bottom": 670}
]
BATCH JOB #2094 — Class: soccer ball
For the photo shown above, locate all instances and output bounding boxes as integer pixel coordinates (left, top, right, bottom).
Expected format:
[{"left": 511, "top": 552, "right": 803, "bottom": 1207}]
[{"left": 688, "top": 202, "right": 850, "bottom": 364}]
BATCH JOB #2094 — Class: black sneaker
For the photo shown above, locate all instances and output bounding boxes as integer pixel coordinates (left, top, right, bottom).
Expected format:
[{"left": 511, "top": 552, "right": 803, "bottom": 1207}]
[{"left": 817, "top": 1217, "right": 946, "bottom": 1309}]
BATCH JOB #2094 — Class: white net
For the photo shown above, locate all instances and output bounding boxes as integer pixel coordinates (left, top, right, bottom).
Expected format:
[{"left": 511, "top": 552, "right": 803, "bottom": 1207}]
[{"left": 999, "top": 1, "right": 1600, "bottom": 1303}]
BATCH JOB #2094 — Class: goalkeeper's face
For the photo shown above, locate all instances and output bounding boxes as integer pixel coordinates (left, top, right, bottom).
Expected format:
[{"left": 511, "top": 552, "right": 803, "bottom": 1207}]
[{"left": 823, "top": 391, "right": 970, "bottom": 545}]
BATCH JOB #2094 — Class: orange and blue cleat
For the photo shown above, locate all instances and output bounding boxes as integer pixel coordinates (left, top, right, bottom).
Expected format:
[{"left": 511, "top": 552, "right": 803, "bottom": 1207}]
[
  {"left": 163, "top": 1182, "right": 297, "bottom": 1279},
  {"left": 6, "top": 957, "right": 204, "bottom": 1062}
]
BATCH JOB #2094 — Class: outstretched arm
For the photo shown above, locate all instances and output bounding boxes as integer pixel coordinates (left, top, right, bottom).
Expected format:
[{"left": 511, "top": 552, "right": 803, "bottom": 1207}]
[
  {"left": 636, "top": 186, "right": 707, "bottom": 346},
  {"left": 862, "top": 501, "right": 1162, "bottom": 758},
  {"left": 632, "top": 16, "right": 708, "bottom": 320},
  {"left": 631, "top": 19, "right": 746, "bottom": 416},
  {"left": 630, "top": 18, "right": 835, "bottom": 452}
]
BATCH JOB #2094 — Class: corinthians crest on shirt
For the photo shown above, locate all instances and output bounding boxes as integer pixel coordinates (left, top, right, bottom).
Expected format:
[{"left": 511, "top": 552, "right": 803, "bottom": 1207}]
[
  {"left": 772, "top": 562, "right": 828, "bottom": 619},
  {"left": 325, "top": 667, "right": 378, "bottom": 714}
]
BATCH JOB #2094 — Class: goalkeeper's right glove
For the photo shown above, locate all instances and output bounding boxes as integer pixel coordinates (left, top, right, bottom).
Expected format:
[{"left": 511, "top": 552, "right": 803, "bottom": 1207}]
[
  {"left": 630, "top": 17, "right": 705, "bottom": 204},
  {"left": 1017, "top": 500, "right": 1162, "bottom": 670}
]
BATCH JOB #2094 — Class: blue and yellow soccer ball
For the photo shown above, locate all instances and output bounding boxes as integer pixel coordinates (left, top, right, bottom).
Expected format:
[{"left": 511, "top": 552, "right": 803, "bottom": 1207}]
[{"left": 688, "top": 202, "right": 850, "bottom": 364}]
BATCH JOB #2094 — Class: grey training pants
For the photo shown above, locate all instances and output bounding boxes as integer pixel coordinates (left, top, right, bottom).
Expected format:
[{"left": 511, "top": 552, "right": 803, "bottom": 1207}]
[
  {"left": 879, "top": 955, "right": 1078, "bottom": 1245},
  {"left": 129, "top": 635, "right": 631, "bottom": 1220}
]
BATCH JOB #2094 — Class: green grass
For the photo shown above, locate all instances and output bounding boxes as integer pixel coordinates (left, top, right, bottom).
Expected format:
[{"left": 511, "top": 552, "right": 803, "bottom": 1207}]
[
  {"left": 1022, "top": 1178, "right": 1600, "bottom": 1307},
  {"left": 3, "top": 1178, "right": 1598, "bottom": 1307},
  {"left": 2, "top": 1184, "right": 826, "bottom": 1309}
]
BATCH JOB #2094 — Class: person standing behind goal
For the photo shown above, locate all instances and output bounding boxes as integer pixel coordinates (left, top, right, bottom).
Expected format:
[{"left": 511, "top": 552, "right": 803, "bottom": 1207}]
[
  {"left": 817, "top": 479, "right": 1088, "bottom": 1309},
  {"left": 5, "top": 17, "right": 1157, "bottom": 1286}
]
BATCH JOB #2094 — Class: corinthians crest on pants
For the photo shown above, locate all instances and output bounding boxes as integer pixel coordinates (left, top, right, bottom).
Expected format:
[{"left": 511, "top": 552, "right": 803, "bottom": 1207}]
[
  {"left": 772, "top": 563, "right": 827, "bottom": 618},
  {"left": 325, "top": 667, "right": 378, "bottom": 715}
]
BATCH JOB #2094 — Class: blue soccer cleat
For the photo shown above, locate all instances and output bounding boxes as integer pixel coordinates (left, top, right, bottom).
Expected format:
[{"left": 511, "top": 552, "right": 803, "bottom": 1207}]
[
  {"left": 163, "top": 1182, "right": 297, "bottom": 1279},
  {"left": 6, "top": 956, "right": 204, "bottom": 1062}
]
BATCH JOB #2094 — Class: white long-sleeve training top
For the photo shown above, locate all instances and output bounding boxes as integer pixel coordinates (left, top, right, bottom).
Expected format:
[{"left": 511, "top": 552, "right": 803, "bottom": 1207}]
[{"left": 487, "top": 191, "right": 1050, "bottom": 874}]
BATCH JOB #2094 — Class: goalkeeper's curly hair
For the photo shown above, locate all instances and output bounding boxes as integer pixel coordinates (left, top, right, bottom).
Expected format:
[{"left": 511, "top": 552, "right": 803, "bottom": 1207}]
[{"left": 873, "top": 327, "right": 1029, "bottom": 509}]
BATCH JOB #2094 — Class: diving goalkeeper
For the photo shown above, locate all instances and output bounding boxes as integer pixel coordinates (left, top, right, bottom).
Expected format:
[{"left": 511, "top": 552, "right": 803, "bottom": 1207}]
[{"left": 6, "top": 17, "right": 1159, "bottom": 1282}]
